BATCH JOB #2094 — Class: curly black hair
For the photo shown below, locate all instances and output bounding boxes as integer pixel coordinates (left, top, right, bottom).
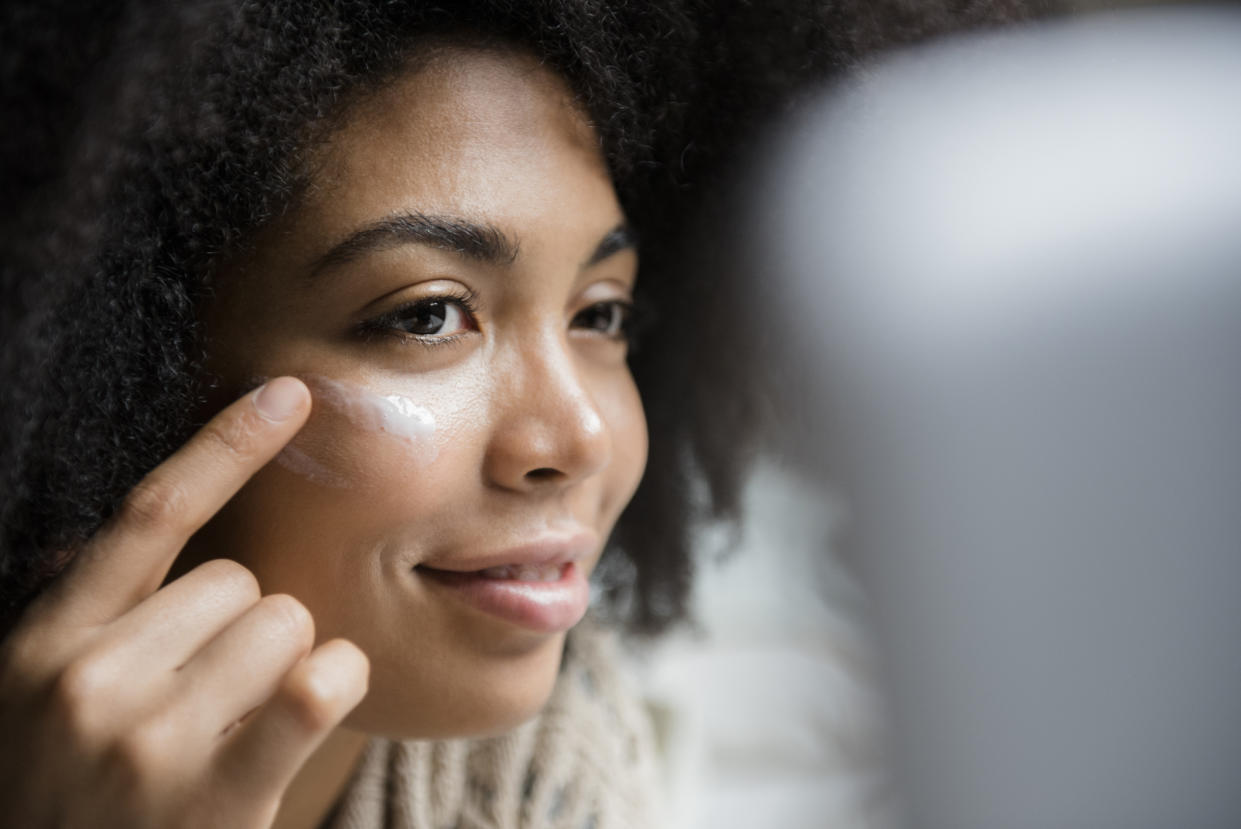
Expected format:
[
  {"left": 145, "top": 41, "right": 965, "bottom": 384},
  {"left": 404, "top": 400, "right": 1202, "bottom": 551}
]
[{"left": 0, "top": 0, "right": 1039, "bottom": 635}]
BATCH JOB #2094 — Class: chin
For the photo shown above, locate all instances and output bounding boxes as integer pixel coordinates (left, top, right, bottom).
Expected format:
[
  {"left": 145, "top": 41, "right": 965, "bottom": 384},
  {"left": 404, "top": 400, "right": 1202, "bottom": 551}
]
[{"left": 343, "top": 630, "right": 568, "bottom": 740}]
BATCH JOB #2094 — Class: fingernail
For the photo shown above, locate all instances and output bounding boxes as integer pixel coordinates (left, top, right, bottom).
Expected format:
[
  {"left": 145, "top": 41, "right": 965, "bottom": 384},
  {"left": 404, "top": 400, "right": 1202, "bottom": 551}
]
[{"left": 254, "top": 377, "right": 306, "bottom": 422}]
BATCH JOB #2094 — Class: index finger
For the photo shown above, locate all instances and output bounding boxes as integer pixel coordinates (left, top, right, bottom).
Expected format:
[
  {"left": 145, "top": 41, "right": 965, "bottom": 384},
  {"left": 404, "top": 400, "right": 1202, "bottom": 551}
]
[{"left": 37, "top": 377, "right": 311, "bottom": 627}]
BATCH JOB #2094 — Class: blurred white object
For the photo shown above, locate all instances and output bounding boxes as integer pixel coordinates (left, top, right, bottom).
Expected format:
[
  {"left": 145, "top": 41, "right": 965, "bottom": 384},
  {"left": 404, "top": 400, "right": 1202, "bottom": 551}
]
[
  {"left": 638, "top": 462, "right": 891, "bottom": 829},
  {"left": 761, "top": 7, "right": 1241, "bottom": 829}
]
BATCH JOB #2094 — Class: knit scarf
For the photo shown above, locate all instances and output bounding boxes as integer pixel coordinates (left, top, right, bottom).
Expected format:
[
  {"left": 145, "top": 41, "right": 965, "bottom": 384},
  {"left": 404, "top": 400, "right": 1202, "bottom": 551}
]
[{"left": 325, "top": 620, "right": 662, "bottom": 829}]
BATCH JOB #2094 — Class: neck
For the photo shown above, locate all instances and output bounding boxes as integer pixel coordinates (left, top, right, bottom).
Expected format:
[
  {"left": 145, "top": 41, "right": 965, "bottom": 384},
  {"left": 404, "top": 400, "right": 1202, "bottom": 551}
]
[{"left": 271, "top": 727, "right": 370, "bottom": 829}]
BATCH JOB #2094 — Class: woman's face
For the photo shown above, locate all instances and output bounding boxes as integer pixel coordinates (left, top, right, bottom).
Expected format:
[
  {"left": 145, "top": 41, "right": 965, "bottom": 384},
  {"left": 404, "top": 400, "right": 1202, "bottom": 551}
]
[{"left": 184, "top": 46, "right": 646, "bottom": 738}]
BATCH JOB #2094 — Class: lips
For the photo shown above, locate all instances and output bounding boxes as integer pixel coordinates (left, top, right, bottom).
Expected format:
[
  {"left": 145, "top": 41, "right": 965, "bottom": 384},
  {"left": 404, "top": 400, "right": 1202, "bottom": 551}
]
[
  {"left": 478, "top": 562, "right": 565, "bottom": 582},
  {"left": 415, "top": 534, "right": 594, "bottom": 633}
]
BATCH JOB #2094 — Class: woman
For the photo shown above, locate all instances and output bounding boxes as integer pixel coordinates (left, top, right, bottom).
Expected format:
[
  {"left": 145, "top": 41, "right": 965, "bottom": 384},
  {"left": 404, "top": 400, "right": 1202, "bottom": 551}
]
[{"left": 0, "top": 2, "right": 1033, "bottom": 826}]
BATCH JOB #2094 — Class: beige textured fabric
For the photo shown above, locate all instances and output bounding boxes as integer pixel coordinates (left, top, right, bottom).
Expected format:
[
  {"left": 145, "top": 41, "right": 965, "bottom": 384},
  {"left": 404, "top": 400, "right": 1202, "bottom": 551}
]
[{"left": 326, "top": 619, "right": 662, "bottom": 829}]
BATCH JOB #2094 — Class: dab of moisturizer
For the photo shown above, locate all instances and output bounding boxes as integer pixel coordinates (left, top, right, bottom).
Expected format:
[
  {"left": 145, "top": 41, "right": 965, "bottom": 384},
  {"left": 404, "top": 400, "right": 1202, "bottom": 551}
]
[
  {"left": 313, "top": 376, "right": 437, "bottom": 447},
  {"left": 275, "top": 375, "right": 438, "bottom": 487}
]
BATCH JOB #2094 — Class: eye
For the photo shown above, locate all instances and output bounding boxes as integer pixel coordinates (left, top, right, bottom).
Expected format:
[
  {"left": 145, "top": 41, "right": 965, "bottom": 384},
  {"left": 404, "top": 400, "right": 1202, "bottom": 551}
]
[
  {"left": 572, "top": 300, "right": 632, "bottom": 339},
  {"left": 359, "top": 294, "right": 478, "bottom": 344},
  {"left": 394, "top": 299, "right": 471, "bottom": 337}
]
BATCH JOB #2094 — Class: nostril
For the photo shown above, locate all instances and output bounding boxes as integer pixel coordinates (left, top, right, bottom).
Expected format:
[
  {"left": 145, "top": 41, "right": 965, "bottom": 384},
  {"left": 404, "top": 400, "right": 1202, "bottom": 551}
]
[{"left": 524, "top": 467, "right": 561, "bottom": 482}]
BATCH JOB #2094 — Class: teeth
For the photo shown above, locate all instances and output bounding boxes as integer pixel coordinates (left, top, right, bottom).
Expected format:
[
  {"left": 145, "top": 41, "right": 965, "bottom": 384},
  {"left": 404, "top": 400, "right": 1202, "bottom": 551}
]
[{"left": 479, "top": 563, "right": 563, "bottom": 582}]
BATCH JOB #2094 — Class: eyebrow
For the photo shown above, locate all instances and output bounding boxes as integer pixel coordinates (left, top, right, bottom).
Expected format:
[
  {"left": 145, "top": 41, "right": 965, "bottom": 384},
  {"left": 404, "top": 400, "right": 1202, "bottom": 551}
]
[
  {"left": 583, "top": 225, "right": 636, "bottom": 267},
  {"left": 308, "top": 211, "right": 635, "bottom": 277},
  {"left": 309, "top": 212, "right": 519, "bottom": 276}
]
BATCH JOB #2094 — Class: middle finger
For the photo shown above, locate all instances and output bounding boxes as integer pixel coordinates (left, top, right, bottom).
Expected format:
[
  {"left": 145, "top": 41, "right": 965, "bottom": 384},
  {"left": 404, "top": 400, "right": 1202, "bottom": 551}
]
[
  {"left": 96, "top": 558, "right": 263, "bottom": 675},
  {"left": 168, "top": 593, "right": 316, "bottom": 741}
]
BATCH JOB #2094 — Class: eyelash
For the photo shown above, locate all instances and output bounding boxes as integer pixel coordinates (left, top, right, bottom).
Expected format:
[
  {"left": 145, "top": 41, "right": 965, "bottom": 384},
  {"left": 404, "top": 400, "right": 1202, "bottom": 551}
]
[
  {"left": 355, "top": 293, "right": 637, "bottom": 348},
  {"left": 572, "top": 300, "right": 635, "bottom": 341},
  {"left": 355, "top": 289, "right": 480, "bottom": 349}
]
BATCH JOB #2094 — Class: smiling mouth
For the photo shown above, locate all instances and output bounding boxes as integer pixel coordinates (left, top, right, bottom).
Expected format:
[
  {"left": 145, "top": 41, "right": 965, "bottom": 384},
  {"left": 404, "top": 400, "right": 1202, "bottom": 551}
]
[
  {"left": 414, "top": 560, "right": 588, "bottom": 632},
  {"left": 476, "top": 562, "right": 566, "bottom": 581},
  {"left": 415, "top": 560, "right": 570, "bottom": 584}
]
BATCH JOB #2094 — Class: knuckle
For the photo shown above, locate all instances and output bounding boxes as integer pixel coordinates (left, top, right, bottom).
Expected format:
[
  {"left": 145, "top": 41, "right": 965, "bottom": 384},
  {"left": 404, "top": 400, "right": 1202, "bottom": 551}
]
[
  {"left": 109, "top": 719, "right": 171, "bottom": 780},
  {"left": 280, "top": 670, "right": 340, "bottom": 734},
  {"left": 199, "top": 412, "right": 260, "bottom": 464},
  {"left": 196, "top": 559, "right": 261, "bottom": 604},
  {"left": 334, "top": 640, "right": 371, "bottom": 685},
  {"left": 0, "top": 629, "right": 59, "bottom": 701},
  {"left": 121, "top": 477, "right": 191, "bottom": 533},
  {"left": 0, "top": 628, "right": 42, "bottom": 678},
  {"left": 54, "top": 656, "right": 109, "bottom": 709},
  {"left": 256, "top": 594, "right": 314, "bottom": 648},
  {"left": 50, "top": 656, "right": 113, "bottom": 733}
]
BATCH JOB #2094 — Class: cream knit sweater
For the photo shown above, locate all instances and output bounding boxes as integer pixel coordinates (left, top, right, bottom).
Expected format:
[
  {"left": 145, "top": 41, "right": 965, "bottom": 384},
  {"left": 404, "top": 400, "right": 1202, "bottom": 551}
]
[{"left": 325, "top": 620, "right": 663, "bottom": 829}]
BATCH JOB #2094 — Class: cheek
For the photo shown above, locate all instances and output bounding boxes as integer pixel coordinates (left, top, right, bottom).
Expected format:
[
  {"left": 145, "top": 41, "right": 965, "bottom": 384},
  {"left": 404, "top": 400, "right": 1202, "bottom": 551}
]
[
  {"left": 602, "top": 370, "right": 648, "bottom": 507},
  {"left": 274, "top": 374, "right": 486, "bottom": 494},
  {"left": 215, "top": 376, "right": 488, "bottom": 584}
]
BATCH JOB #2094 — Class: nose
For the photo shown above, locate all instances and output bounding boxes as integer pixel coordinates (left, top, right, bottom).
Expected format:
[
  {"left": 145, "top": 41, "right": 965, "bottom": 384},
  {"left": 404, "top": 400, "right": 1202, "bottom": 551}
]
[{"left": 484, "top": 335, "right": 611, "bottom": 492}]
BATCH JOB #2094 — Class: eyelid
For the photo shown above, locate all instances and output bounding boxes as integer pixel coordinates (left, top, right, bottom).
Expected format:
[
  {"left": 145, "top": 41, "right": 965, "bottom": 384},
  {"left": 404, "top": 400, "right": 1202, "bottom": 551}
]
[
  {"left": 570, "top": 298, "right": 637, "bottom": 342},
  {"left": 354, "top": 277, "right": 479, "bottom": 315},
  {"left": 573, "top": 276, "right": 634, "bottom": 308},
  {"left": 355, "top": 287, "right": 480, "bottom": 347}
]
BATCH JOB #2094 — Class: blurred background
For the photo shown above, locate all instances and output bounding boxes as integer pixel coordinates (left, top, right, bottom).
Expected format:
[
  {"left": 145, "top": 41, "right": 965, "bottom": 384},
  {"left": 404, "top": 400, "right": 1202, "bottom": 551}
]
[{"left": 634, "top": 2, "right": 1241, "bottom": 827}]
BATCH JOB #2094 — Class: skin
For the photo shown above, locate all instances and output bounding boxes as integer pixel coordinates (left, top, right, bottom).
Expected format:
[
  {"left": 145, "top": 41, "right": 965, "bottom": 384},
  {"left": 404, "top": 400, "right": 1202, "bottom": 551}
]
[
  {"left": 0, "top": 46, "right": 647, "bottom": 829},
  {"left": 191, "top": 42, "right": 646, "bottom": 737},
  {"left": 0, "top": 380, "right": 362, "bottom": 828}
]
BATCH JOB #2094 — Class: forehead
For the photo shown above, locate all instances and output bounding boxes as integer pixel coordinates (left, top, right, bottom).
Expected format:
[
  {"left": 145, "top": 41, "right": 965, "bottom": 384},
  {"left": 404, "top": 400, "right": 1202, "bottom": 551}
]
[{"left": 302, "top": 45, "right": 612, "bottom": 232}]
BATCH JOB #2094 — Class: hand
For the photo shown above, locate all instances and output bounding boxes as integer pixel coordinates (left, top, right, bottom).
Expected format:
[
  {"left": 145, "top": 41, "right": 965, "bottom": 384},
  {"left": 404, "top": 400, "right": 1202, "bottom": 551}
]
[{"left": 0, "top": 377, "right": 369, "bottom": 828}]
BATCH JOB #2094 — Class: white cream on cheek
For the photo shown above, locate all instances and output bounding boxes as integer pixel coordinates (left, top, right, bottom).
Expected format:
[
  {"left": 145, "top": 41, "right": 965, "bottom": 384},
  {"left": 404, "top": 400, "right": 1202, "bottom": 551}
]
[
  {"left": 275, "top": 375, "right": 439, "bottom": 488},
  {"left": 312, "top": 376, "right": 437, "bottom": 448},
  {"left": 276, "top": 442, "right": 353, "bottom": 489}
]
